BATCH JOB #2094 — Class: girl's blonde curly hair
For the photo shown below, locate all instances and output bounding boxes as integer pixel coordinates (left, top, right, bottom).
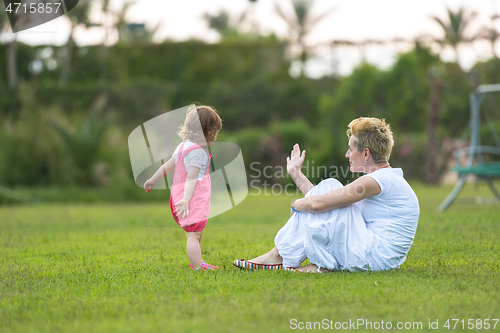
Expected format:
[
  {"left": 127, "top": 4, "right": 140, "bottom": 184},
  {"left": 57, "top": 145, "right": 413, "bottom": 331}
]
[{"left": 178, "top": 105, "right": 222, "bottom": 144}]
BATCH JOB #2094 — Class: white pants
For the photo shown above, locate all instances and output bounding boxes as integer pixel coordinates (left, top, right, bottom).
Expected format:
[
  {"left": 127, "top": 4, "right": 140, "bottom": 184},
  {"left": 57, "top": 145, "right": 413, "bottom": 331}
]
[{"left": 275, "top": 179, "right": 378, "bottom": 271}]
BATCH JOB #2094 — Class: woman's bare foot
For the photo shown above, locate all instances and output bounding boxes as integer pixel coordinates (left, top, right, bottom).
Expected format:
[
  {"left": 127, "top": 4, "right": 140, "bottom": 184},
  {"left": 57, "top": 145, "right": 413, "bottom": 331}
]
[
  {"left": 297, "top": 264, "right": 329, "bottom": 273},
  {"left": 248, "top": 247, "right": 283, "bottom": 265}
]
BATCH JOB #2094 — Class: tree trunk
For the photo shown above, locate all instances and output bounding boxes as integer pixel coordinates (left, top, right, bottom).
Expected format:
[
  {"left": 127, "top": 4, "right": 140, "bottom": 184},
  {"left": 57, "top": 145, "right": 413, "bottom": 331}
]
[
  {"left": 491, "top": 37, "right": 499, "bottom": 59},
  {"left": 98, "top": 21, "right": 113, "bottom": 81},
  {"left": 60, "top": 25, "right": 75, "bottom": 86},
  {"left": 299, "top": 49, "right": 307, "bottom": 77},
  {"left": 7, "top": 35, "right": 17, "bottom": 90},
  {"left": 423, "top": 76, "right": 441, "bottom": 183}
]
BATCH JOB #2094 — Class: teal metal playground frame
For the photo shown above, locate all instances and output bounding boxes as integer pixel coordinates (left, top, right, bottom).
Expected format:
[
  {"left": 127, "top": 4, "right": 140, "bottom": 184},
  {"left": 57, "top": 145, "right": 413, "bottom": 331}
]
[{"left": 439, "top": 84, "right": 500, "bottom": 212}]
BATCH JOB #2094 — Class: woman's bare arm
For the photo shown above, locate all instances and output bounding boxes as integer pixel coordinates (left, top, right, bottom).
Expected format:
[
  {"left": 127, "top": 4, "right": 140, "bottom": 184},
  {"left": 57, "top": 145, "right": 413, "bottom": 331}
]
[
  {"left": 289, "top": 170, "right": 314, "bottom": 196},
  {"left": 292, "top": 176, "right": 381, "bottom": 212},
  {"left": 287, "top": 144, "right": 314, "bottom": 195}
]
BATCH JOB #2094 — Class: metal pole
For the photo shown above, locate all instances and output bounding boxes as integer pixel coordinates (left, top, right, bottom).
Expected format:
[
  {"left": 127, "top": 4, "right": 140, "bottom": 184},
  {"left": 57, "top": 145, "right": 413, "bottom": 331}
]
[{"left": 467, "top": 93, "right": 477, "bottom": 167}]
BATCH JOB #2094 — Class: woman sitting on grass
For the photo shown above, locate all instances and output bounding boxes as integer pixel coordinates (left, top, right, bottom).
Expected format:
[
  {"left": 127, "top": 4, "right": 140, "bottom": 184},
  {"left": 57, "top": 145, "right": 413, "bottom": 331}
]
[{"left": 234, "top": 117, "right": 420, "bottom": 273}]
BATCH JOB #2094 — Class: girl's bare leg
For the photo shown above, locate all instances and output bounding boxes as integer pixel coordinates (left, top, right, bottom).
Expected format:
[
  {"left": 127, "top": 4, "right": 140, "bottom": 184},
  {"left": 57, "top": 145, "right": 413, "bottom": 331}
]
[
  {"left": 186, "top": 231, "right": 203, "bottom": 267},
  {"left": 248, "top": 247, "right": 283, "bottom": 265}
]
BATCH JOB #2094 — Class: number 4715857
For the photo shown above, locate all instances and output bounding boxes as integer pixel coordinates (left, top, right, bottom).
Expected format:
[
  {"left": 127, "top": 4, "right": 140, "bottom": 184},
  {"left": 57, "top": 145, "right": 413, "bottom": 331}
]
[
  {"left": 444, "top": 319, "right": 498, "bottom": 330},
  {"left": 5, "top": 2, "right": 62, "bottom": 14}
]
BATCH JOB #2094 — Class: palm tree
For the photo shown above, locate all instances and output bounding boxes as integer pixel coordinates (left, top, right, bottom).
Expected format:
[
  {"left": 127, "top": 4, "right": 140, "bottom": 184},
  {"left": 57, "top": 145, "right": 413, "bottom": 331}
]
[
  {"left": 203, "top": 10, "right": 248, "bottom": 40},
  {"left": 60, "top": 0, "right": 94, "bottom": 85},
  {"left": 0, "top": 8, "right": 17, "bottom": 90},
  {"left": 100, "top": 0, "right": 135, "bottom": 44},
  {"left": 117, "top": 23, "right": 160, "bottom": 43},
  {"left": 89, "top": 0, "right": 135, "bottom": 80},
  {"left": 431, "top": 7, "right": 477, "bottom": 69},
  {"left": 113, "top": 0, "right": 160, "bottom": 43},
  {"left": 423, "top": 67, "right": 441, "bottom": 184},
  {"left": 6, "top": 34, "right": 17, "bottom": 90},
  {"left": 477, "top": 14, "right": 500, "bottom": 58},
  {"left": 425, "top": 7, "right": 476, "bottom": 182},
  {"left": 275, "top": 0, "right": 335, "bottom": 76}
]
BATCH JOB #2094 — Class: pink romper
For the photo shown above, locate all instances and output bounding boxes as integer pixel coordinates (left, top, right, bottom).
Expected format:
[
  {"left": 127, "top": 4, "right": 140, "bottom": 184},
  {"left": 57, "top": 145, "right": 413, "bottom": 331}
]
[{"left": 169, "top": 142, "right": 212, "bottom": 232}]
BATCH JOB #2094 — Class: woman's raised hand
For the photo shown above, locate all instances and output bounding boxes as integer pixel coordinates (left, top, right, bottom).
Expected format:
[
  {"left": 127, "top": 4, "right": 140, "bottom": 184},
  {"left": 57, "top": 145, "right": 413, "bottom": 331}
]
[{"left": 286, "top": 143, "right": 305, "bottom": 176}]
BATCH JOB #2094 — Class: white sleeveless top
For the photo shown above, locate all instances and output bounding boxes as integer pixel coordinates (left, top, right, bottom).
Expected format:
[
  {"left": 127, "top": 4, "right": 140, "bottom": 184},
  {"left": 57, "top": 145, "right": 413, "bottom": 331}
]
[{"left": 357, "top": 168, "right": 420, "bottom": 269}]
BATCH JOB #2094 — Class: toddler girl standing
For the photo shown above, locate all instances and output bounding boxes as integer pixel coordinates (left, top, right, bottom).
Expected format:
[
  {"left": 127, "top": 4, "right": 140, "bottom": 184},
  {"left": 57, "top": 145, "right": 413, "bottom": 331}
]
[{"left": 144, "top": 105, "right": 222, "bottom": 270}]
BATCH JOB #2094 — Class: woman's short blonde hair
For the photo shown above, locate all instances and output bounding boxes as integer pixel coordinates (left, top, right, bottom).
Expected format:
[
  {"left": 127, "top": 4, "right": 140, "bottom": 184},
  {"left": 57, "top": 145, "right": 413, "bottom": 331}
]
[
  {"left": 178, "top": 105, "right": 222, "bottom": 144},
  {"left": 346, "top": 117, "right": 394, "bottom": 163}
]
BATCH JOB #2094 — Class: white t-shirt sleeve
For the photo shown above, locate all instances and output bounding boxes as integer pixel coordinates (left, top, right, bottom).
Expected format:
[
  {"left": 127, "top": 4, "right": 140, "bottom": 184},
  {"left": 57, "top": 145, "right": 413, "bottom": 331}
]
[
  {"left": 171, "top": 141, "right": 210, "bottom": 180},
  {"left": 185, "top": 149, "right": 209, "bottom": 171},
  {"left": 172, "top": 143, "right": 181, "bottom": 163}
]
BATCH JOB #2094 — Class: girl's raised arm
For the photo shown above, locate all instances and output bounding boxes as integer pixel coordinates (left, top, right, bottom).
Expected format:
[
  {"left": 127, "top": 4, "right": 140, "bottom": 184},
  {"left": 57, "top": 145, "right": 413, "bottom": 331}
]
[{"left": 144, "top": 157, "right": 176, "bottom": 192}]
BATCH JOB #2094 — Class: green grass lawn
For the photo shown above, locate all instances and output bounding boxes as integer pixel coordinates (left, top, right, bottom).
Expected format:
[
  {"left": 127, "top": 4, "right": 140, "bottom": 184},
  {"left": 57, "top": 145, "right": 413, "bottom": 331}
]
[{"left": 1, "top": 182, "right": 499, "bottom": 332}]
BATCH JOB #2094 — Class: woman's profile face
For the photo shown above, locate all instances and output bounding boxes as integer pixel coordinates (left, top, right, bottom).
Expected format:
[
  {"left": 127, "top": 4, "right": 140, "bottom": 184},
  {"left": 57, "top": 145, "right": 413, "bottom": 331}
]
[{"left": 345, "top": 136, "right": 365, "bottom": 173}]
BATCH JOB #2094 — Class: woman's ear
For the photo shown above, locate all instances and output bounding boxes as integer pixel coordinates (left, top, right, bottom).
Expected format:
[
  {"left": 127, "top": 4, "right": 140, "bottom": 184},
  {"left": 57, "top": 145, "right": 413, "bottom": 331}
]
[{"left": 364, "top": 148, "right": 371, "bottom": 159}]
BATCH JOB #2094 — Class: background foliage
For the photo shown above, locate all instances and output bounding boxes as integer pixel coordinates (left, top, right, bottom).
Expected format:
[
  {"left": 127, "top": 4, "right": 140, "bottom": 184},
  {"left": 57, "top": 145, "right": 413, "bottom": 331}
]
[{"left": 1, "top": 12, "right": 500, "bottom": 200}]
